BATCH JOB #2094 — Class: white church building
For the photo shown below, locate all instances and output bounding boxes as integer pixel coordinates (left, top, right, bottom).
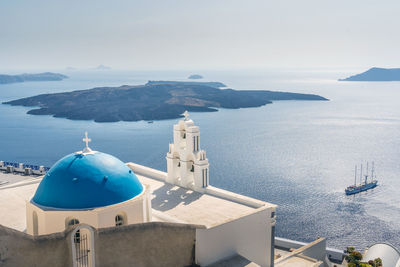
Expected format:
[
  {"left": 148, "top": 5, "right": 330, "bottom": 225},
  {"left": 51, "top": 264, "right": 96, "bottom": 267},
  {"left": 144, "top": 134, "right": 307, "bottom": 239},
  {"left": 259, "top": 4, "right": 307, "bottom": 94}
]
[{"left": 0, "top": 112, "right": 333, "bottom": 267}]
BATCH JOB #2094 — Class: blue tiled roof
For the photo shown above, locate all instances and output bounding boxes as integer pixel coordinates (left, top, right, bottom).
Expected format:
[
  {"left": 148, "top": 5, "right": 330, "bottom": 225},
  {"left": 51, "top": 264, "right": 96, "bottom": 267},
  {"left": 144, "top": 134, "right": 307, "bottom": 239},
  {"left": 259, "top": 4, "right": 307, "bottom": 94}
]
[{"left": 32, "top": 151, "right": 143, "bottom": 209}]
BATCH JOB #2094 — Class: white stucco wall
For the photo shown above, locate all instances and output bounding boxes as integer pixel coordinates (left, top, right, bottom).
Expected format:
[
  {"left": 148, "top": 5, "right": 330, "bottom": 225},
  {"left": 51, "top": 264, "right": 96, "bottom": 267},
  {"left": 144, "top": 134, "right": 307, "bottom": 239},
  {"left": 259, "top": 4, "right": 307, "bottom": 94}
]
[
  {"left": 196, "top": 207, "right": 275, "bottom": 267},
  {"left": 26, "top": 185, "right": 151, "bottom": 235}
]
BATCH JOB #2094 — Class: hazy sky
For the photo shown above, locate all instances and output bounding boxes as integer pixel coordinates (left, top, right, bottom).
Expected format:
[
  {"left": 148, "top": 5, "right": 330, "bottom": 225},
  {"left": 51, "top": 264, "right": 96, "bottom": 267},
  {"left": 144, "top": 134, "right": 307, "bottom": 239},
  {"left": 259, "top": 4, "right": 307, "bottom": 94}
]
[{"left": 1, "top": 0, "right": 399, "bottom": 71}]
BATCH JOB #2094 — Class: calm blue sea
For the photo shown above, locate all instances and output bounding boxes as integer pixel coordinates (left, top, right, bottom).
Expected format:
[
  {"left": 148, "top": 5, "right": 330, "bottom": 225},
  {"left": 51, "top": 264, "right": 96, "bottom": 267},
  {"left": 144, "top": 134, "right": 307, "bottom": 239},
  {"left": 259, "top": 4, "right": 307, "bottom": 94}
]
[{"left": 1, "top": 69, "right": 399, "bottom": 250}]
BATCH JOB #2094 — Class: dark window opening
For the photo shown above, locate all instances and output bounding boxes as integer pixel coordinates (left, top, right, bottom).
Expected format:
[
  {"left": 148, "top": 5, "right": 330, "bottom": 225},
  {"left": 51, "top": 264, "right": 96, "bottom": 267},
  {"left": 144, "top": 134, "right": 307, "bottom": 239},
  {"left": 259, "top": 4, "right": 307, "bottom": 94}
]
[
  {"left": 115, "top": 215, "right": 124, "bottom": 226},
  {"left": 68, "top": 219, "right": 80, "bottom": 226}
]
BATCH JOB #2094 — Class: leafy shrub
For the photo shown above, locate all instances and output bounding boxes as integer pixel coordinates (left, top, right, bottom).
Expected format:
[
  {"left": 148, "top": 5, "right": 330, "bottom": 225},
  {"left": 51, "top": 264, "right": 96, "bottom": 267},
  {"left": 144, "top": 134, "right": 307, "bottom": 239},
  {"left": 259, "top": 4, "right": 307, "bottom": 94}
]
[
  {"left": 347, "top": 246, "right": 356, "bottom": 253},
  {"left": 374, "top": 258, "right": 382, "bottom": 267},
  {"left": 344, "top": 247, "right": 382, "bottom": 267},
  {"left": 351, "top": 251, "right": 363, "bottom": 260}
]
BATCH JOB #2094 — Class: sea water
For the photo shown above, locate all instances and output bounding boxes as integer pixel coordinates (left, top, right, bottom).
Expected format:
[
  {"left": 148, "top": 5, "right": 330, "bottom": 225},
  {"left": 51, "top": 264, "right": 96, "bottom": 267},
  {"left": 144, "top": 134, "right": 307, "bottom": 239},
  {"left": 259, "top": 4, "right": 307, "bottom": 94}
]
[{"left": 0, "top": 69, "right": 399, "bottom": 249}]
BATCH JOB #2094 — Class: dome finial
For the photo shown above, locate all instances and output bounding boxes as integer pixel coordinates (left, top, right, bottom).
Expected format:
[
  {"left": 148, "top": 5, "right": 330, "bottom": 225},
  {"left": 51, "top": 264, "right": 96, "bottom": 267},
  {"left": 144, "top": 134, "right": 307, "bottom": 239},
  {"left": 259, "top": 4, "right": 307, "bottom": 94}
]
[
  {"left": 82, "top": 131, "right": 92, "bottom": 153},
  {"left": 183, "top": 110, "right": 189, "bottom": 121}
]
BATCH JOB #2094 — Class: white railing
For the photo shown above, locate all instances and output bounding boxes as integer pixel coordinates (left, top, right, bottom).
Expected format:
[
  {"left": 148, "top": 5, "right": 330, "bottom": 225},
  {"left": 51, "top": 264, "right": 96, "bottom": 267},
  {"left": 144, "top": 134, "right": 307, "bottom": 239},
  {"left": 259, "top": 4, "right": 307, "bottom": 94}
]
[{"left": 0, "top": 160, "right": 49, "bottom": 175}]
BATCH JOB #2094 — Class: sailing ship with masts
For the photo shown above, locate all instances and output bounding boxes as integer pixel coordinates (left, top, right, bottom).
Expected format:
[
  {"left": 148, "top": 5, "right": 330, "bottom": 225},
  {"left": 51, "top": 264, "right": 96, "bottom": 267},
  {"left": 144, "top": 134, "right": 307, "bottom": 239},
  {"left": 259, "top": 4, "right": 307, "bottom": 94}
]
[{"left": 345, "top": 162, "right": 378, "bottom": 195}]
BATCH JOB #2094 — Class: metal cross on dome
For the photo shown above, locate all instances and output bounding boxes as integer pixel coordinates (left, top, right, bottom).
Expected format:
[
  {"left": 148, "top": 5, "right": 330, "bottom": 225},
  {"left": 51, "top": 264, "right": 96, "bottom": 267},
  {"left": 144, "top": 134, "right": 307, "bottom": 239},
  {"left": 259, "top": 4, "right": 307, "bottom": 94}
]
[
  {"left": 183, "top": 110, "right": 189, "bottom": 121},
  {"left": 82, "top": 131, "right": 92, "bottom": 153}
]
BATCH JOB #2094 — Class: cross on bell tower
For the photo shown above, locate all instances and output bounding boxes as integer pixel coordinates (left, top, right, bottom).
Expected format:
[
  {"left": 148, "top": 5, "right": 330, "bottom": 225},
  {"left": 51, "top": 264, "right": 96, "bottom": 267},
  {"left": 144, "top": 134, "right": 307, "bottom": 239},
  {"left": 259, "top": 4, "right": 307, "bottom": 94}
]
[
  {"left": 183, "top": 110, "right": 189, "bottom": 121},
  {"left": 82, "top": 131, "right": 92, "bottom": 153}
]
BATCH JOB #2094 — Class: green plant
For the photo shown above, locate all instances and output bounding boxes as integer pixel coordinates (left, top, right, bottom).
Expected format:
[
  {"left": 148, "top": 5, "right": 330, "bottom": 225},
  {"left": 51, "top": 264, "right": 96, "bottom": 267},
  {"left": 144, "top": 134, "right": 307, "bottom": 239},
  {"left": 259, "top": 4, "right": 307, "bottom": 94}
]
[
  {"left": 346, "top": 250, "right": 363, "bottom": 264},
  {"left": 352, "top": 251, "right": 363, "bottom": 260},
  {"left": 344, "top": 247, "right": 382, "bottom": 267},
  {"left": 347, "top": 246, "right": 356, "bottom": 253},
  {"left": 374, "top": 258, "right": 382, "bottom": 267}
]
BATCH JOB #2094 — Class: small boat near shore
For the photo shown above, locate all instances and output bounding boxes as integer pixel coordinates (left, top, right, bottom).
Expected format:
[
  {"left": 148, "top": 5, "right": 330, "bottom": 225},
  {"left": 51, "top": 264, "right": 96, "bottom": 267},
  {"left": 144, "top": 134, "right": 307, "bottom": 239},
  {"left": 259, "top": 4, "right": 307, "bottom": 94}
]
[{"left": 345, "top": 162, "right": 378, "bottom": 195}]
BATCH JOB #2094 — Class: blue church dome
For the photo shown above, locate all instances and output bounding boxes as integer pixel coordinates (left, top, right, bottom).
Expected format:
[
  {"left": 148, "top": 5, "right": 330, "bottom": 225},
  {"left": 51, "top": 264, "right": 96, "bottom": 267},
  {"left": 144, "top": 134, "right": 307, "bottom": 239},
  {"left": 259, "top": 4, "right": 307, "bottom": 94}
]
[{"left": 32, "top": 151, "right": 143, "bottom": 210}]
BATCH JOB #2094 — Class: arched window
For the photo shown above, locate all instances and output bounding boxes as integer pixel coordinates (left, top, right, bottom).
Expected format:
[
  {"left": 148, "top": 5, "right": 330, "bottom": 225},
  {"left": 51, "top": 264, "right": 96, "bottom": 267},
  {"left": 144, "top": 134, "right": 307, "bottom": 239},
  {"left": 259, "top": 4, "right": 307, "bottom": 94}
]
[
  {"left": 115, "top": 215, "right": 124, "bottom": 226},
  {"left": 32, "top": 211, "right": 38, "bottom": 236},
  {"left": 68, "top": 218, "right": 80, "bottom": 227}
]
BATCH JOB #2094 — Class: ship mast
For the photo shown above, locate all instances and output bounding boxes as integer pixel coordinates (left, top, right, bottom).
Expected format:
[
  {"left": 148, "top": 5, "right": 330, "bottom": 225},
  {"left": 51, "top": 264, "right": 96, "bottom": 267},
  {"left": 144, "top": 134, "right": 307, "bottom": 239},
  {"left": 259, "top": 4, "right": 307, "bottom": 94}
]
[
  {"left": 354, "top": 165, "right": 357, "bottom": 186},
  {"left": 360, "top": 164, "right": 363, "bottom": 186},
  {"left": 371, "top": 161, "right": 375, "bottom": 180},
  {"left": 365, "top": 162, "right": 369, "bottom": 184}
]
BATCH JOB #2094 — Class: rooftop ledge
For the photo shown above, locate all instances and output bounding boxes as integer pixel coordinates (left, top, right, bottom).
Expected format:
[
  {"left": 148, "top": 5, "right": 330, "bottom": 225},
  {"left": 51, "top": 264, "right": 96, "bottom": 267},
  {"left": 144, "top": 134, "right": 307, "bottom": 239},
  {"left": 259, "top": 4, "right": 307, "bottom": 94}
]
[
  {"left": 127, "top": 162, "right": 276, "bottom": 228},
  {"left": 126, "top": 162, "right": 276, "bottom": 208}
]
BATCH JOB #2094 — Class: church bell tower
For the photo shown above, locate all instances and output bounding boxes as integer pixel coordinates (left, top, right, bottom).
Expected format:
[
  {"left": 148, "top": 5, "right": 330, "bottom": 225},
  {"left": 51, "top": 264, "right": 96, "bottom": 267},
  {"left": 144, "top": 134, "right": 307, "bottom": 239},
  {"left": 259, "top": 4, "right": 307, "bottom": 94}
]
[{"left": 166, "top": 111, "right": 209, "bottom": 191}]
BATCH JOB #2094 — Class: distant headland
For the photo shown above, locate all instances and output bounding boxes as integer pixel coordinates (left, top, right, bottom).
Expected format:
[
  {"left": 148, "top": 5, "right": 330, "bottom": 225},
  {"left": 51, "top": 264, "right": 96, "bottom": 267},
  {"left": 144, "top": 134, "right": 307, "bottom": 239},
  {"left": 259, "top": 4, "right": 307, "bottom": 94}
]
[
  {"left": 339, "top": 67, "right": 400, "bottom": 81},
  {"left": 0, "top": 72, "right": 68, "bottom": 84},
  {"left": 3, "top": 81, "right": 328, "bottom": 123},
  {"left": 188, "top": 74, "right": 203, "bottom": 79}
]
